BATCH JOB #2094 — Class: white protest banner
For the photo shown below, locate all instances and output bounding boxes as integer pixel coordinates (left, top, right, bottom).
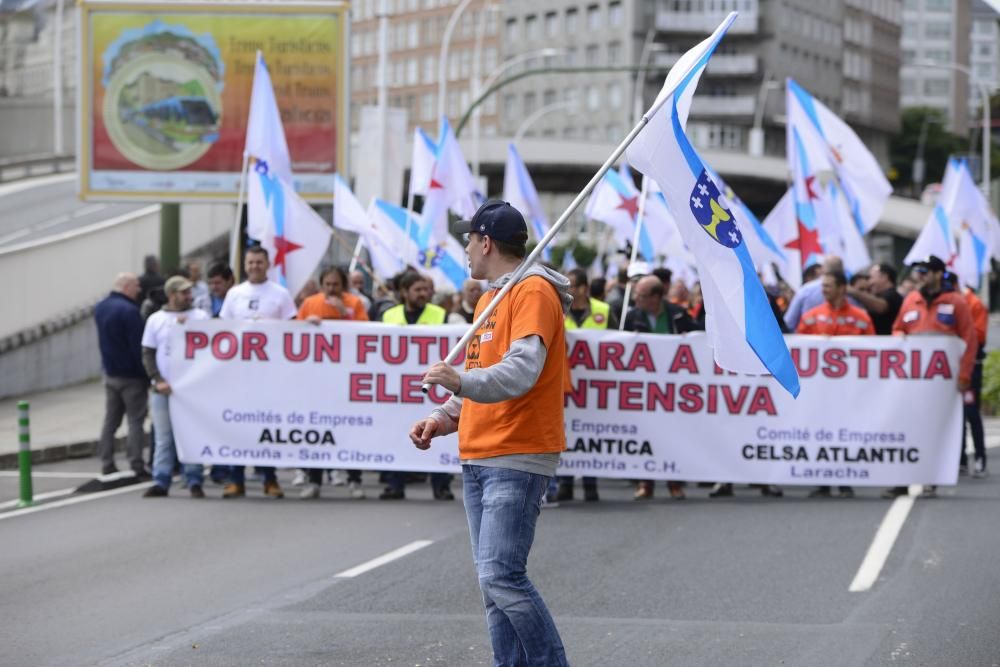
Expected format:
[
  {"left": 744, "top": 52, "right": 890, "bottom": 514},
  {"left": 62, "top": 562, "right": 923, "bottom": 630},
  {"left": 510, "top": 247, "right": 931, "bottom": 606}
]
[{"left": 169, "top": 321, "right": 964, "bottom": 486}]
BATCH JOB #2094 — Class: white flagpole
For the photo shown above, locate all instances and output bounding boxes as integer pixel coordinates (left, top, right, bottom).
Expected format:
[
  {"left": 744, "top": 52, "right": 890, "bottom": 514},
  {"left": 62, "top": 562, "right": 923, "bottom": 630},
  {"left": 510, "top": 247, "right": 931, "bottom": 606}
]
[
  {"left": 403, "top": 187, "right": 417, "bottom": 262},
  {"left": 422, "top": 116, "right": 651, "bottom": 392},
  {"left": 230, "top": 152, "right": 250, "bottom": 280},
  {"left": 618, "top": 174, "right": 650, "bottom": 330}
]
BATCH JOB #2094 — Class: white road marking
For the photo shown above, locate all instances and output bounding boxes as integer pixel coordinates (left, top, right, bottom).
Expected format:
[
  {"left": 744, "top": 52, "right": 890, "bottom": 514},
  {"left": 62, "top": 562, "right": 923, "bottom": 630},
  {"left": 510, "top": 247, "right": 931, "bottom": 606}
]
[
  {"left": 0, "top": 471, "right": 99, "bottom": 479},
  {"left": 0, "top": 227, "right": 31, "bottom": 246},
  {"left": 0, "top": 481, "right": 153, "bottom": 521},
  {"left": 0, "top": 487, "right": 75, "bottom": 510},
  {"left": 849, "top": 489, "right": 919, "bottom": 592},
  {"left": 334, "top": 540, "right": 434, "bottom": 578}
]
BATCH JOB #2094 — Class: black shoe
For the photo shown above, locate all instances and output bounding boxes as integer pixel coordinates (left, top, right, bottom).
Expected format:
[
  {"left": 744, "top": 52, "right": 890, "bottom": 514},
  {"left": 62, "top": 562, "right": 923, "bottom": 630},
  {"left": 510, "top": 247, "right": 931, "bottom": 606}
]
[
  {"left": 838, "top": 486, "right": 855, "bottom": 498},
  {"left": 760, "top": 484, "right": 783, "bottom": 497},
  {"left": 556, "top": 484, "right": 573, "bottom": 502},
  {"left": 433, "top": 487, "right": 455, "bottom": 501},
  {"left": 379, "top": 487, "right": 405, "bottom": 500},
  {"left": 709, "top": 483, "right": 733, "bottom": 498},
  {"left": 189, "top": 485, "right": 205, "bottom": 498},
  {"left": 880, "top": 486, "right": 908, "bottom": 499},
  {"left": 101, "top": 465, "right": 119, "bottom": 475},
  {"left": 808, "top": 487, "right": 832, "bottom": 498},
  {"left": 583, "top": 487, "right": 599, "bottom": 502},
  {"left": 143, "top": 485, "right": 168, "bottom": 498},
  {"left": 132, "top": 470, "right": 152, "bottom": 482}
]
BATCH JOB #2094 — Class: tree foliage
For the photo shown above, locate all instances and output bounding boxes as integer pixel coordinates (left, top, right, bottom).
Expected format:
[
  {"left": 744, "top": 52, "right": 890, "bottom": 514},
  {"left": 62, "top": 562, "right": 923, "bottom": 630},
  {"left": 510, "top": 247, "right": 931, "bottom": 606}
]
[{"left": 890, "top": 107, "right": 968, "bottom": 190}]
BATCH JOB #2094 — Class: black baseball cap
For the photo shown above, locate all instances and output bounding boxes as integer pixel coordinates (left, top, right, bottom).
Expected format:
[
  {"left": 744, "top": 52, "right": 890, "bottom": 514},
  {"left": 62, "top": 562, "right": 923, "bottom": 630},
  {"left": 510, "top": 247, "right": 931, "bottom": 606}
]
[
  {"left": 453, "top": 200, "right": 528, "bottom": 244},
  {"left": 916, "top": 255, "right": 947, "bottom": 272}
]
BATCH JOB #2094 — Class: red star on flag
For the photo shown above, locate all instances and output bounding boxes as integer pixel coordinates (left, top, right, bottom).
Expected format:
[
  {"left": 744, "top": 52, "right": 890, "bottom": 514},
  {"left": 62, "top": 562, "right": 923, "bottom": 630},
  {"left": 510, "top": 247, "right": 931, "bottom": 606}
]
[
  {"left": 273, "top": 235, "right": 303, "bottom": 276},
  {"left": 784, "top": 221, "right": 823, "bottom": 267},
  {"left": 429, "top": 178, "right": 444, "bottom": 190},
  {"left": 616, "top": 194, "right": 639, "bottom": 220}
]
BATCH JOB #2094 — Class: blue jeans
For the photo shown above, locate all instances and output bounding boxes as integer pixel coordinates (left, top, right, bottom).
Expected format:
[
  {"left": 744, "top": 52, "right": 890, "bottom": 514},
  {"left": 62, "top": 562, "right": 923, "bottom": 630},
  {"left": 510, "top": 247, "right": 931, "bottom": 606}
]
[
  {"left": 463, "top": 465, "right": 569, "bottom": 667},
  {"left": 150, "top": 391, "right": 203, "bottom": 490}
]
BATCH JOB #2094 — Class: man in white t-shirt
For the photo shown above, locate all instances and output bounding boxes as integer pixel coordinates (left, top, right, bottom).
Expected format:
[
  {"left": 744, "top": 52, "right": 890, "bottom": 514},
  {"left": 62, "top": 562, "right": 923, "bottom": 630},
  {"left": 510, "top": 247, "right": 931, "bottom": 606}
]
[
  {"left": 218, "top": 246, "right": 297, "bottom": 498},
  {"left": 142, "top": 276, "right": 210, "bottom": 498}
]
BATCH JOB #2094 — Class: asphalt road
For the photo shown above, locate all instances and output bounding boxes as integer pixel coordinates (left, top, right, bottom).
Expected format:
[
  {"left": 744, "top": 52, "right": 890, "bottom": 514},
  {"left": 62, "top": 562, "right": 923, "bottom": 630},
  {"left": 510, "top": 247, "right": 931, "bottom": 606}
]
[
  {"left": 0, "top": 175, "right": 149, "bottom": 249},
  {"left": 0, "top": 457, "right": 998, "bottom": 667}
]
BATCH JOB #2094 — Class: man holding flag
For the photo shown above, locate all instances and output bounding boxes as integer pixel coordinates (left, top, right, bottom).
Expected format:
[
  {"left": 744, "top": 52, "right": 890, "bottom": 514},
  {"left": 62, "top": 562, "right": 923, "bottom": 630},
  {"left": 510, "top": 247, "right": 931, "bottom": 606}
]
[{"left": 408, "top": 201, "right": 572, "bottom": 666}]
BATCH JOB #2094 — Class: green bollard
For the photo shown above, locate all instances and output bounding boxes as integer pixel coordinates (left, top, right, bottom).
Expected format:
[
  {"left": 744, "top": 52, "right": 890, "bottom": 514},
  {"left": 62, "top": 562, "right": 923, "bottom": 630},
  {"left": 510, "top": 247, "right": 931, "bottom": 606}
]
[{"left": 17, "top": 401, "right": 32, "bottom": 507}]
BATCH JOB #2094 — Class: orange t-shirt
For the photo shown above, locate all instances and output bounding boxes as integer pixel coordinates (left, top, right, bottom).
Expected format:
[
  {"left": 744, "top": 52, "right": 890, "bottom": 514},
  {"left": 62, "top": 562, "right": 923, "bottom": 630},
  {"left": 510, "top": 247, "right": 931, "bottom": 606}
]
[
  {"left": 296, "top": 292, "right": 369, "bottom": 321},
  {"left": 458, "top": 275, "right": 566, "bottom": 460},
  {"left": 796, "top": 302, "right": 874, "bottom": 336}
]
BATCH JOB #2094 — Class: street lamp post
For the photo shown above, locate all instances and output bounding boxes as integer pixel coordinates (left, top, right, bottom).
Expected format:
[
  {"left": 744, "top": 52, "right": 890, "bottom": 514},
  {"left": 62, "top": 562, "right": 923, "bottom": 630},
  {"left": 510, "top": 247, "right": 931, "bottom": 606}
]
[
  {"left": 513, "top": 100, "right": 576, "bottom": 144},
  {"left": 438, "top": 0, "right": 474, "bottom": 122},
  {"left": 471, "top": 48, "right": 561, "bottom": 176},
  {"left": 632, "top": 28, "right": 666, "bottom": 123},
  {"left": 749, "top": 78, "right": 781, "bottom": 157},
  {"left": 470, "top": 4, "right": 502, "bottom": 180},
  {"left": 912, "top": 60, "right": 991, "bottom": 194},
  {"left": 912, "top": 113, "right": 940, "bottom": 197}
]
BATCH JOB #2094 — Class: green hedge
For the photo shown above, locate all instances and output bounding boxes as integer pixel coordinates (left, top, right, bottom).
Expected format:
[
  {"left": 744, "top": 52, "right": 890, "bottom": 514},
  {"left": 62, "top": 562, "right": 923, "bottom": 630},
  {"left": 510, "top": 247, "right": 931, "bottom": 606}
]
[{"left": 982, "top": 350, "right": 1000, "bottom": 415}]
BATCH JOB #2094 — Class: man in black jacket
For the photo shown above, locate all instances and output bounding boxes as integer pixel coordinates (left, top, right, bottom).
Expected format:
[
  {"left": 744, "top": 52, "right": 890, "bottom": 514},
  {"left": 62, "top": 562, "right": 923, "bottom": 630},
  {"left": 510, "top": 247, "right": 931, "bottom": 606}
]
[
  {"left": 94, "top": 273, "right": 149, "bottom": 477},
  {"left": 624, "top": 276, "right": 695, "bottom": 500}
]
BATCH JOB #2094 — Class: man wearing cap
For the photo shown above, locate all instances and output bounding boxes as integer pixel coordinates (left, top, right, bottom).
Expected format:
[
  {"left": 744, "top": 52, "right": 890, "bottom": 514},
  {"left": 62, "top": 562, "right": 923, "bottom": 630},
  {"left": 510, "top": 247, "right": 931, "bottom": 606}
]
[
  {"left": 410, "top": 200, "right": 572, "bottom": 666},
  {"left": 882, "top": 255, "right": 978, "bottom": 499},
  {"left": 141, "top": 276, "right": 210, "bottom": 498}
]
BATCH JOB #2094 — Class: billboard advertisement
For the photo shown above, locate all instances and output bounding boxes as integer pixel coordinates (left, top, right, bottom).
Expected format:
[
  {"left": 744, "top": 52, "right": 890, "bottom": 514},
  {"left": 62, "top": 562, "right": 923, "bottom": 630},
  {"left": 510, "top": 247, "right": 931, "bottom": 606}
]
[{"left": 78, "top": 1, "right": 348, "bottom": 201}]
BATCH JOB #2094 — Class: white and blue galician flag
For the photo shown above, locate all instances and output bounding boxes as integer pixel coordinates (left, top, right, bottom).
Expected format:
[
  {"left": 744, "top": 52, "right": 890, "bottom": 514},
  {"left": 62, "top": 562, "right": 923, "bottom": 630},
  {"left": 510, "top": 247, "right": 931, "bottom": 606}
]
[
  {"left": 409, "top": 126, "right": 438, "bottom": 198},
  {"left": 370, "top": 198, "right": 470, "bottom": 291},
  {"left": 904, "top": 158, "right": 961, "bottom": 269},
  {"left": 420, "top": 117, "right": 485, "bottom": 240},
  {"left": 935, "top": 159, "right": 1000, "bottom": 289},
  {"left": 334, "top": 173, "right": 407, "bottom": 279},
  {"left": 503, "top": 143, "right": 551, "bottom": 261},
  {"left": 786, "top": 79, "right": 871, "bottom": 278},
  {"left": 786, "top": 78, "right": 891, "bottom": 236},
  {"left": 245, "top": 51, "right": 293, "bottom": 244},
  {"left": 585, "top": 165, "right": 673, "bottom": 264},
  {"left": 247, "top": 159, "right": 332, "bottom": 297},
  {"left": 625, "top": 11, "right": 799, "bottom": 397}
]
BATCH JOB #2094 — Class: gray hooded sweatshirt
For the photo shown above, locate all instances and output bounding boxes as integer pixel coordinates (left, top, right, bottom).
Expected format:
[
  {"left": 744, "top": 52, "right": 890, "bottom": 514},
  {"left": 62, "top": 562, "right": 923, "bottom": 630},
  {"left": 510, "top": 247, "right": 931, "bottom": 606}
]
[{"left": 429, "top": 262, "right": 572, "bottom": 477}]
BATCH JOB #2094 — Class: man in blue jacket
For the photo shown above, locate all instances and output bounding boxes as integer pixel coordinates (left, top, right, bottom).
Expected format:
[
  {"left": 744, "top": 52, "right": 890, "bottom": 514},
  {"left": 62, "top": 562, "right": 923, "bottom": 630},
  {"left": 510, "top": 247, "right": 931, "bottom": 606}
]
[{"left": 94, "top": 273, "right": 149, "bottom": 477}]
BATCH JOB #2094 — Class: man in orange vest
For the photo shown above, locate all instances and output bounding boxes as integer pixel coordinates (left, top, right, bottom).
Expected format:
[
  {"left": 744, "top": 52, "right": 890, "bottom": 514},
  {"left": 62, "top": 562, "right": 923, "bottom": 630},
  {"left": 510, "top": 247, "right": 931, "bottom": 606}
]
[
  {"left": 883, "top": 256, "right": 979, "bottom": 499},
  {"left": 797, "top": 269, "right": 873, "bottom": 498}
]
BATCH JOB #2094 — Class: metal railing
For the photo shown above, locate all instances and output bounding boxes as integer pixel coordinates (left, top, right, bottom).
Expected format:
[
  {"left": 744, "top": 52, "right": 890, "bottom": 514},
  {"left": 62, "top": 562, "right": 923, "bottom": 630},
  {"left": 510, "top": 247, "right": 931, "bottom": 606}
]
[{"left": 0, "top": 153, "right": 75, "bottom": 183}]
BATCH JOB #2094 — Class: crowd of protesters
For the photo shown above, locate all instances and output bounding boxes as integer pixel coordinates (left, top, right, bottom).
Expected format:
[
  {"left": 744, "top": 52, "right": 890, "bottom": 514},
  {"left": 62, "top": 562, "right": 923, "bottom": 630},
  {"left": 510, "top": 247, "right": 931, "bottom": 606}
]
[{"left": 92, "top": 243, "right": 989, "bottom": 503}]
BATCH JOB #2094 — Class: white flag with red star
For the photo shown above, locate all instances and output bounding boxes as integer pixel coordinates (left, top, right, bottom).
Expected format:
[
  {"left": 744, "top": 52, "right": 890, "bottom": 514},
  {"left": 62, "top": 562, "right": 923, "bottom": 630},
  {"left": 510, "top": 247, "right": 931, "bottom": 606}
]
[{"left": 248, "top": 159, "right": 332, "bottom": 296}]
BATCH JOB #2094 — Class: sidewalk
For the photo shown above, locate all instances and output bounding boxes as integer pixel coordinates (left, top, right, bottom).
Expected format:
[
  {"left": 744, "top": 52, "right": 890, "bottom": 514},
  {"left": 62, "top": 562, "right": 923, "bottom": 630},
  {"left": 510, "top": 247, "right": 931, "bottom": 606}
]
[
  {"left": 0, "top": 379, "right": 128, "bottom": 467},
  {"left": 1, "top": 379, "right": 999, "bottom": 468}
]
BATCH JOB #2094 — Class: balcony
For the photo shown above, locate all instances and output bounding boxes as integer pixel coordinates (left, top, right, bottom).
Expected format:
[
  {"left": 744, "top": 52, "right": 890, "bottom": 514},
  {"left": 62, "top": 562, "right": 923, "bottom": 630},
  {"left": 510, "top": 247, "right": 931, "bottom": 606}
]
[
  {"left": 654, "top": 52, "right": 758, "bottom": 76},
  {"left": 690, "top": 95, "right": 756, "bottom": 116},
  {"left": 655, "top": 11, "right": 759, "bottom": 35}
]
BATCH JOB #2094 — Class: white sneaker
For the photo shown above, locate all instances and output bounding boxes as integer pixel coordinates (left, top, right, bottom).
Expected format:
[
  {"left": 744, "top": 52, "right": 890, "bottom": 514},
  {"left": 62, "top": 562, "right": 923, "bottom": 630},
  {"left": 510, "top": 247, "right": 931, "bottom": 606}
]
[
  {"left": 291, "top": 470, "right": 307, "bottom": 487},
  {"left": 973, "top": 459, "right": 988, "bottom": 478},
  {"left": 299, "top": 483, "right": 320, "bottom": 499},
  {"left": 331, "top": 470, "right": 348, "bottom": 486},
  {"left": 348, "top": 481, "right": 366, "bottom": 499}
]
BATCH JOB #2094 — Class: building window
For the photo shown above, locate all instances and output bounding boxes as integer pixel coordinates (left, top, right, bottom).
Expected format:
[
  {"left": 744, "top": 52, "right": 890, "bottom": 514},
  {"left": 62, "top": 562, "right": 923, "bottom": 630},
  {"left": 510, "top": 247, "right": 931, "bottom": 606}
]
[
  {"left": 545, "top": 12, "right": 558, "bottom": 37},
  {"left": 525, "top": 91, "right": 538, "bottom": 114},
  {"left": 587, "top": 5, "right": 600, "bottom": 31},
  {"left": 484, "top": 48, "right": 498, "bottom": 74},
  {"left": 504, "top": 93, "right": 518, "bottom": 118},
  {"left": 587, "top": 85, "right": 600, "bottom": 110},
  {"left": 585, "top": 44, "right": 600, "bottom": 66},
  {"left": 423, "top": 56, "right": 436, "bottom": 84},
  {"left": 408, "top": 21, "right": 419, "bottom": 49},
  {"left": 407, "top": 60, "right": 418, "bottom": 85},
  {"left": 609, "top": 2, "right": 623, "bottom": 27},
  {"left": 924, "top": 79, "right": 949, "bottom": 96},
  {"left": 924, "top": 22, "right": 951, "bottom": 39},
  {"left": 505, "top": 18, "right": 518, "bottom": 42},
  {"left": 607, "top": 82, "right": 622, "bottom": 109},
  {"left": 566, "top": 8, "right": 578, "bottom": 33},
  {"left": 525, "top": 14, "right": 539, "bottom": 40},
  {"left": 565, "top": 47, "right": 579, "bottom": 66},
  {"left": 543, "top": 89, "right": 557, "bottom": 106},
  {"left": 421, "top": 93, "right": 434, "bottom": 121},
  {"left": 565, "top": 87, "right": 580, "bottom": 111},
  {"left": 608, "top": 41, "right": 622, "bottom": 66}
]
